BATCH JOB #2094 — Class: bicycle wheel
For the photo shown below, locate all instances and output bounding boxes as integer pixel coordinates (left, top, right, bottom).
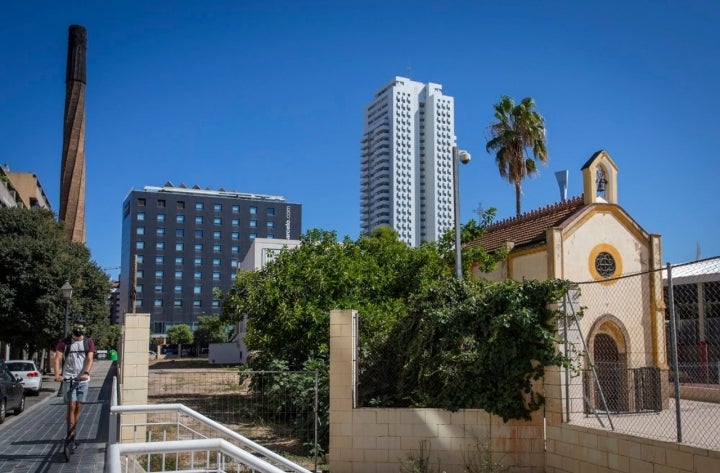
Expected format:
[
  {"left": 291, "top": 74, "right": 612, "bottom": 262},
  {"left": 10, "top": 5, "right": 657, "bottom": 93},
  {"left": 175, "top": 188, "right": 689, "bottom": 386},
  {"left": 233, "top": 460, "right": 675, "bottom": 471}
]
[{"left": 63, "top": 437, "right": 70, "bottom": 462}]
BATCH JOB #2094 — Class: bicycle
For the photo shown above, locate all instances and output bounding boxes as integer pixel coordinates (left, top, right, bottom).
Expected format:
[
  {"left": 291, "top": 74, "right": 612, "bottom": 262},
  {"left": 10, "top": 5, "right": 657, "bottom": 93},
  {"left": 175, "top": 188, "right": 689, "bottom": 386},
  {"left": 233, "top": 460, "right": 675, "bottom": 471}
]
[{"left": 62, "top": 377, "right": 80, "bottom": 462}]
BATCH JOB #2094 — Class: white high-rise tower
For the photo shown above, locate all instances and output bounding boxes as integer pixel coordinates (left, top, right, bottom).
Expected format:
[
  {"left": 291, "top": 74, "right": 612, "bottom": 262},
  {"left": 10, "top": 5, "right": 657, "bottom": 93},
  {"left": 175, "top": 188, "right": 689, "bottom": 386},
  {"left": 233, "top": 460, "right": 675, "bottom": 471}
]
[{"left": 360, "top": 77, "right": 456, "bottom": 246}]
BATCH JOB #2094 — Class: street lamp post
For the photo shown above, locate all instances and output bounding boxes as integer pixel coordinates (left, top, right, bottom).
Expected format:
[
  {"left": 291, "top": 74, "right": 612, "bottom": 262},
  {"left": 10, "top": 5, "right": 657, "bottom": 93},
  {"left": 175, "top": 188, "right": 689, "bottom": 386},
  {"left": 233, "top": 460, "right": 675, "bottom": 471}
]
[
  {"left": 61, "top": 281, "right": 73, "bottom": 337},
  {"left": 452, "top": 146, "right": 471, "bottom": 280}
]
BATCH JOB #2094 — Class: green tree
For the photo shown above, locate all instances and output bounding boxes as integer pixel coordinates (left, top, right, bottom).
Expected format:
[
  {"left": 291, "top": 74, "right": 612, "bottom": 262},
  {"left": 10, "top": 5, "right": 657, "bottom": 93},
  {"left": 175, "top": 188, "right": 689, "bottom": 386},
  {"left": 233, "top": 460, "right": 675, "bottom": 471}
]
[
  {"left": 90, "top": 322, "right": 121, "bottom": 351},
  {"left": 486, "top": 96, "right": 549, "bottom": 216},
  {"left": 437, "top": 207, "right": 506, "bottom": 278},
  {"left": 0, "top": 207, "right": 110, "bottom": 358},
  {"left": 193, "top": 314, "right": 230, "bottom": 349},
  {"left": 166, "top": 324, "right": 193, "bottom": 357},
  {"left": 222, "top": 227, "right": 448, "bottom": 370}
]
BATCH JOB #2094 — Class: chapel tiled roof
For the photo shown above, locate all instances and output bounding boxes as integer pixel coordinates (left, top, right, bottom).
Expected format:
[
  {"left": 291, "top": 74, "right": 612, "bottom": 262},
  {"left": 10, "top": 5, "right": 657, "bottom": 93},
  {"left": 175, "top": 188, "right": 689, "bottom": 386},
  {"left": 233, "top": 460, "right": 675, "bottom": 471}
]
[{"left": 466, "top": 195, "right": 587, "bottom": 253}]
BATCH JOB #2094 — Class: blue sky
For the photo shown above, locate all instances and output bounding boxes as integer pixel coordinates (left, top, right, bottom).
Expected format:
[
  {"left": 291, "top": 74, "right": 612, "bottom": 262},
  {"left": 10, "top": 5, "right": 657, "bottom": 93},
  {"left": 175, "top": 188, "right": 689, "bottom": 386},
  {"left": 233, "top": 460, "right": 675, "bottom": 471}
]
[{"left": 2, "top": 1, "right": 718, "bottom": 280}]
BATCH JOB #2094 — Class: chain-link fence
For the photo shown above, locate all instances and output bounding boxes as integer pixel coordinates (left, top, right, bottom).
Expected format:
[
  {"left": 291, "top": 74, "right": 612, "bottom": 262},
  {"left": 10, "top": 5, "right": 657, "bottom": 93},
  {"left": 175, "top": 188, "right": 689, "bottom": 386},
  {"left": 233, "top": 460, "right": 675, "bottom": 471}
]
[
  {"left": 147, "top": 368, "right": 321, "bottom": 469},
  {"left": 561, "top": 256, "right": 720, "bottom": 450}
]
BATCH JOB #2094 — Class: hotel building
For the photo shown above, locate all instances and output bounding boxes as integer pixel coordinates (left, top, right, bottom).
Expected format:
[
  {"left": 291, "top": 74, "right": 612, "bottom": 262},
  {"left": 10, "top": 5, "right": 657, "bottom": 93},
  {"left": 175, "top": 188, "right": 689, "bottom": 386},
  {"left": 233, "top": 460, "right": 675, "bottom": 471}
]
[{"left": 120, "top": 183, "right": 302, "bottom": 334}]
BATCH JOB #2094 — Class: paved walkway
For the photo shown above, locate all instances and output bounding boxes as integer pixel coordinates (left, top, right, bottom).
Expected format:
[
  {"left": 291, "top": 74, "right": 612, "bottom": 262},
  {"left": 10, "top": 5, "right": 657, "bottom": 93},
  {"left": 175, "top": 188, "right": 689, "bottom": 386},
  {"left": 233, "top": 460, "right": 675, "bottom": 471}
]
[{"left": 0, "top": 359, "right": 115, "bottom": 473}]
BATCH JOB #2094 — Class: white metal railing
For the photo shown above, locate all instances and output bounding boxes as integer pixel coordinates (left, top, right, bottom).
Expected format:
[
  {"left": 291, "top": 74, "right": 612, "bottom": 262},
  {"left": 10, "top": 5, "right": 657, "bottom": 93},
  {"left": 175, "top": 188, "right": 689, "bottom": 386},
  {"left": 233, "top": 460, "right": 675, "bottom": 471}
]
[
  {"left": 107, "top": 398, "right": 312, "bottom": 473},
  {"left": 107, "top": 438, "right": 288, "bottom": 473}
]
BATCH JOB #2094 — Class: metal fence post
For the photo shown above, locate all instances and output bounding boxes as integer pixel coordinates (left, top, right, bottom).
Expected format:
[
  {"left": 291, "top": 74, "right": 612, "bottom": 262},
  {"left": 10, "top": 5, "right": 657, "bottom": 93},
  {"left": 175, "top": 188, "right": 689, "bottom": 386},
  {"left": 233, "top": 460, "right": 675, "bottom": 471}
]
[{"left": 666, "top": 262, "right": 683, "bottom": 443}]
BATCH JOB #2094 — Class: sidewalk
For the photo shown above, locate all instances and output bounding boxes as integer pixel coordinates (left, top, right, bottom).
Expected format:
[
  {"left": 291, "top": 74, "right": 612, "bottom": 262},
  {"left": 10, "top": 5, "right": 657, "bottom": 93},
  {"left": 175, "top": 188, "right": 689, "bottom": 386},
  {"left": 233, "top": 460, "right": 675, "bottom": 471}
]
[{"left": 0, "top": 359, "right": 116, "bottom": 473}]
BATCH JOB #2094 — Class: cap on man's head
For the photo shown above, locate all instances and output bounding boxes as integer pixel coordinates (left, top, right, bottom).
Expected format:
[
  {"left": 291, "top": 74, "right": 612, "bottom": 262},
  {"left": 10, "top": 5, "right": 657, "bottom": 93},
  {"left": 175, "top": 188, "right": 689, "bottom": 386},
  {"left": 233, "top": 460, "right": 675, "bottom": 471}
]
[{"left": 73, "top": 316, "right": 88, "bottom": 325}]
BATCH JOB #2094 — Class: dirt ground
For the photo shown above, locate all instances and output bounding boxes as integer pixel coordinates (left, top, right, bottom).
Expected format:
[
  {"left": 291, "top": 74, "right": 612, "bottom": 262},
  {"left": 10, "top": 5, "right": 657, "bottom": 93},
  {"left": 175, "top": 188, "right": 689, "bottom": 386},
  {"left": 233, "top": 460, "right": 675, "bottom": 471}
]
[{"left": 149, "top": 356, "right": 238, "bottom": 370}]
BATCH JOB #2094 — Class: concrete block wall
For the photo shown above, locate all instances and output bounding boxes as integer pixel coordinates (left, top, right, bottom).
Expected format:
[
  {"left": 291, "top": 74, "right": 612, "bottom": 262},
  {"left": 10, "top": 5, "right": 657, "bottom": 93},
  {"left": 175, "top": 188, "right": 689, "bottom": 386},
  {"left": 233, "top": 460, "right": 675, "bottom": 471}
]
[
  {"left": 544, "top": 423, "right": 720, "bottom": 473},
  {"left": 544, "top": 365, "right": 720, "bottom": 473},
  {"left": 119, "top": 312, "right": 150, "bottom": 443},
  {"left": 329, "top": 309, "right": 545, "bottom": 473}
]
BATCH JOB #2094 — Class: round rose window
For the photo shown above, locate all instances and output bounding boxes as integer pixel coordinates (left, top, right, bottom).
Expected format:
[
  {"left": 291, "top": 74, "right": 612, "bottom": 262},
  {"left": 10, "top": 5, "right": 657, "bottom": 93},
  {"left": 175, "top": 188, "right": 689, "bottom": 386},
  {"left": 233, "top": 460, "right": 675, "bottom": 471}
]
[{"left": 595, "top": 252, "right": 616, "bottom": 278}]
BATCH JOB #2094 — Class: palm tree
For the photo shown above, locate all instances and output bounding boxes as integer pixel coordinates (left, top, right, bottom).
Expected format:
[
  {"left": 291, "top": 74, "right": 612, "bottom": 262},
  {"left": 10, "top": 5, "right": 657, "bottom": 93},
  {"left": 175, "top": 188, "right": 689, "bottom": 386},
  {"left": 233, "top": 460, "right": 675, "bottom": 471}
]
[{"left": 486, "top": 96, "right": 548, "bottom": 216}]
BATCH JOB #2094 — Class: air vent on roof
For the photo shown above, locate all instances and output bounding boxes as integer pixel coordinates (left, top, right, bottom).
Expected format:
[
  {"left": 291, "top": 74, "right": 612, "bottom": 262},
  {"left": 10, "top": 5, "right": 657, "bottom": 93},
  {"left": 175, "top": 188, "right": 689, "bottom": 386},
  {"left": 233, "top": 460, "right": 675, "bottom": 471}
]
[
  {"left": 555, "top": 170, "right": 568, "bottom": 201},
  {"left": 192, "top": 184, "right": 201, "bottom": 189},
  {"left": 163, "top": 181, "right": 173, "bottom": 188}
]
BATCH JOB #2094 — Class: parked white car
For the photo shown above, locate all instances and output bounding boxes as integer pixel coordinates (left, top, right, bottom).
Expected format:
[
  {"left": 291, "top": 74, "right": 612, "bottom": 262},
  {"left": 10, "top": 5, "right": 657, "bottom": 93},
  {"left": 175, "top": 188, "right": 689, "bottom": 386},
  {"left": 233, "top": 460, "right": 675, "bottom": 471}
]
[{"left": 4, "top": 360, "right": 42, "bottom": 395}]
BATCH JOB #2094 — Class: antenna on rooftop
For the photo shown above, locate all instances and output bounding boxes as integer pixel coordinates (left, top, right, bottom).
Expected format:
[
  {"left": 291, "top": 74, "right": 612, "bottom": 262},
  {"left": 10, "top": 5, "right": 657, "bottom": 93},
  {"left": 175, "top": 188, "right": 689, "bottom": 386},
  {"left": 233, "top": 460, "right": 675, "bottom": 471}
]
[
  {"left": 555, "top": 170, "right": 569, "bottom": 201},
  {"left": 697, "top": 242, "right": 702, "bottom": 261}
]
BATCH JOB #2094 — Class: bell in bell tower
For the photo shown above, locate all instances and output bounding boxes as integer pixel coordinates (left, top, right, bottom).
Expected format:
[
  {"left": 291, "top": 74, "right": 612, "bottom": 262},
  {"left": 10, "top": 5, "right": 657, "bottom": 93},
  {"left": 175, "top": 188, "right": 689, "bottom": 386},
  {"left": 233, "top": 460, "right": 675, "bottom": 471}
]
[{"left": 581, "top": 150, "right": 618, "bottom": 205}]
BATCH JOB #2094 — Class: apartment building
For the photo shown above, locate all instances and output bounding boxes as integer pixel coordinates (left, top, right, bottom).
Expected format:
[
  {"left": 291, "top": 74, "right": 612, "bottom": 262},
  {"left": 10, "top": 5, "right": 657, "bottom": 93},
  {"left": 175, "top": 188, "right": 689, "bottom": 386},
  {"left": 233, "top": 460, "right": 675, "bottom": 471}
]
[
  {"left": 360, "top": 76, "right": 457, "bottom": 246},
  {"left": 0, "top": 165, "right": 52, "bottom": 209}
]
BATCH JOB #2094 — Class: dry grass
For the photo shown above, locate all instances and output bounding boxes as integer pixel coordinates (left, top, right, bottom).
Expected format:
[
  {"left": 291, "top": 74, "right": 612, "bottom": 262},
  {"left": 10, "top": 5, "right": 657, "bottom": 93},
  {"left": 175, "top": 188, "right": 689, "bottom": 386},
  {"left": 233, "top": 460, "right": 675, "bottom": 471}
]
[{"left": 149, "top": 356, "right": 238, "bottom": 370}]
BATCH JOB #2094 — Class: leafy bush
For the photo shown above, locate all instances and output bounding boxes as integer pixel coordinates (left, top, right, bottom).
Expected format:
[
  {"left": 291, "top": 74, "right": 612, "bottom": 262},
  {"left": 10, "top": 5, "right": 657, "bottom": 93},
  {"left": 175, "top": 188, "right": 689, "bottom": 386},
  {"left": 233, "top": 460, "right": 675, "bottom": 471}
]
[{"left": 360, "top": 277, "right": 571, "bottom": 421}]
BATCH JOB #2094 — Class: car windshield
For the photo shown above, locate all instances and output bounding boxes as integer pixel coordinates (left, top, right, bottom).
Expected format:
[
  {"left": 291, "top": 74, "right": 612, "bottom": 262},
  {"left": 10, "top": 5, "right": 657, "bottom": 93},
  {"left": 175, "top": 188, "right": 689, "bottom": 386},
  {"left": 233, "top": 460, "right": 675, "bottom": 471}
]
[{"left": 6, "top": 362, "right": 35, "bottom": 371}]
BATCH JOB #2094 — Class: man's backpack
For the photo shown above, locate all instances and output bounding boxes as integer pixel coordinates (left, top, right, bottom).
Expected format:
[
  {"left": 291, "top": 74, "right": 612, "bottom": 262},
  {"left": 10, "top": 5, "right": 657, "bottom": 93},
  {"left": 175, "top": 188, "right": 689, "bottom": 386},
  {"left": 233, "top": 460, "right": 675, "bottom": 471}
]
[{"left": 63, "top": 336, "right": 90, "bottom": 358}]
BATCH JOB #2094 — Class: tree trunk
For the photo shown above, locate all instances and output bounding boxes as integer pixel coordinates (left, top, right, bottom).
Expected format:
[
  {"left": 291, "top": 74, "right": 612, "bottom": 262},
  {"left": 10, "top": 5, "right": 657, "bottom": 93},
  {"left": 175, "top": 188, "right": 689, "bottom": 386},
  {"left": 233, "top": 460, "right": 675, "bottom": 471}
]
[{"left": 515, "top": 182, "right": 522, "bottom": 216}]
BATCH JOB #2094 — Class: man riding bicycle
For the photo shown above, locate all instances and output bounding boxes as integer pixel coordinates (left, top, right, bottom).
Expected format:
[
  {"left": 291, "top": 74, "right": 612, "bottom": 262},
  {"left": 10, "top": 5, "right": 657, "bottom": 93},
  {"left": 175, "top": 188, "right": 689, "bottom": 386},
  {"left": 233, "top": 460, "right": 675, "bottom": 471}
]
[{"left": 53, "top": 316, "right": 96, "bottom": 447}]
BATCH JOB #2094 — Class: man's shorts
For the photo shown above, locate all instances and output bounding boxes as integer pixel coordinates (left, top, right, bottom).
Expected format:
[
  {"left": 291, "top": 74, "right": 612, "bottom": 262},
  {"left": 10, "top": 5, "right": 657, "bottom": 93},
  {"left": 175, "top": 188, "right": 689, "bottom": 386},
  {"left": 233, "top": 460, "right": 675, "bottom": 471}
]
[{"left": 64, "top": 379, "right": 89, "bottom": 404}]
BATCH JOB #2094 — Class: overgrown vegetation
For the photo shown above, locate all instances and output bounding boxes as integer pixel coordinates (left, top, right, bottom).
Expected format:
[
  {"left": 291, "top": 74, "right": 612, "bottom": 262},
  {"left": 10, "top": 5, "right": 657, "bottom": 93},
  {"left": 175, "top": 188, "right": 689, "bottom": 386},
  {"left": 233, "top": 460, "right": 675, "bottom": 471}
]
[
  {"left": 238, "top": 358, "right": 328, "bottom": 459},
  {"left": 361, "top": 277, "right": 571, "bottom": 420},
  {"left": 221, "top": 223, "right": 572, "bottom": 451}
]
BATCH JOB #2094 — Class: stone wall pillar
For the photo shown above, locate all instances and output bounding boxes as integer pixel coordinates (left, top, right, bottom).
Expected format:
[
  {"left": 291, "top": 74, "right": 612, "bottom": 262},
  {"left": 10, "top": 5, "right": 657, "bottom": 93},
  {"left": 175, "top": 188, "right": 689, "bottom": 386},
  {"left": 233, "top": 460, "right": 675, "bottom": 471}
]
[
  {"left": 329, "top": 309, "right": 356, "bottom": 473},
  {"left": 119, "top": 312, "right": 150, "bottom": 443}
]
